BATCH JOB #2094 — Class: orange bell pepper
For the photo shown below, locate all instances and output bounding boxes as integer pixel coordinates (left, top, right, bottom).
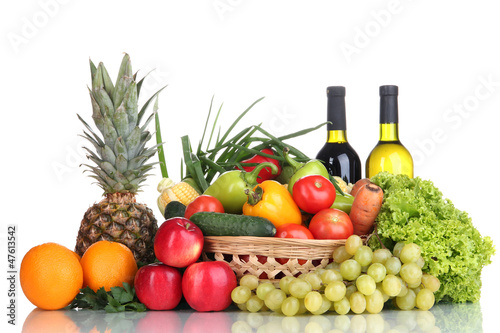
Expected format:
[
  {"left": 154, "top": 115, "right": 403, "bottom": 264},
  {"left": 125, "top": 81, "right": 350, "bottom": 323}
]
[{"left": 242, "top": 180, "right": 302, "bottom": 228}]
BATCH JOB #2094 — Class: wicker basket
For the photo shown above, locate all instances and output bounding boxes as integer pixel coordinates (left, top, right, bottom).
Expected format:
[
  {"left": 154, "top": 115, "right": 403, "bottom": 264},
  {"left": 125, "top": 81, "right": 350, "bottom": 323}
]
[{"left": 202, "top": 236, "right": 347, "bottom": 279}]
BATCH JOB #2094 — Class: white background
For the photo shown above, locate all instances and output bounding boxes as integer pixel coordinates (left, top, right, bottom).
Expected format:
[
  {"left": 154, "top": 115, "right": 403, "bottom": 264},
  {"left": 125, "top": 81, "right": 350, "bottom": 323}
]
[{"left": 1, "top": 0, "right": 499, "bottom": 332}]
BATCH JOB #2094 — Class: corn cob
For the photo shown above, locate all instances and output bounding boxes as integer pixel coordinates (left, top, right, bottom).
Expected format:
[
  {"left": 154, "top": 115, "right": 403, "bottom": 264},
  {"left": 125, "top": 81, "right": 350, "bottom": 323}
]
[
  {"left": 333, "top": 176, "right": 351, "bottom": 194},
  {"left": 157, "top": 178, "right": 200, "bottom": 215}
]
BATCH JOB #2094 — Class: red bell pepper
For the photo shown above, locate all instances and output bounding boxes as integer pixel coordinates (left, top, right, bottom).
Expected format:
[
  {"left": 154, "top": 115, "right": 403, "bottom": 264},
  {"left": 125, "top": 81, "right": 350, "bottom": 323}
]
[{"left": 238, "top": 148, "right": 282, "bottom": 183}]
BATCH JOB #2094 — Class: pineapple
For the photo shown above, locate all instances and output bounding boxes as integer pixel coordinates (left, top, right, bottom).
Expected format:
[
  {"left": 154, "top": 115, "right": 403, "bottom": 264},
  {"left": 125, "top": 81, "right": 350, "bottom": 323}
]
[{"left": 75, "top": 54, "right": 164, "bottom": 264}]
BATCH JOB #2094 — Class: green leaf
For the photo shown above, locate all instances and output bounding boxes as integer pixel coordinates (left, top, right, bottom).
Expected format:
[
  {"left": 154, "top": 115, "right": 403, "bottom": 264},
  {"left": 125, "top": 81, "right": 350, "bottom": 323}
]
[
  {"left": 126, "top": 127, "right": 142, "bottom": 158},
  {"left": 115, "top": 154, "right": 128, "bottom": 174},
  {"left": 101, "top": 63, "right": 115, "bottom": 97},
  {"left": 92, "top": 63, "right": 104, "bottom": 91},
  {"left": 136, "top": 69, "right": 154, "bottom": 97},
  {"left": 155, "top": 98, "right": 168, "bottom": 178},
  {"left": 112, "top": 76, "right": 133, "bottom": 110},
  {"left": 137, "top": 85, "right": 168, "bottom": 125},
  {"left": 89, "top": 59, "right": 97, "bottom": 85},
  {"left": 77, "top": 114, "right": 105, "bottom": 147},
  {"left": 102, "top": 115, "right": 119, "bottom": 149},
  {"left": 110, "top": 285, "right": 134, "bottom": 304},
  {"left": 113, "top": 137, "right": 128, "bottom": 160},
  {"left": 207, "top": 102, "right": 223, "bottom": 151},
  {"left": 199, "top": 95, "right": 215, "bottom": 153},
  {"left": 182, "top": 135, "right": 208, "bottom": 191},
  {"left": 101, "top": 145, "right": 116, "bottom": 165},
  {"left": 113, "top": 104, "right": 129, "bottom": 138},
  {"left": 217, "top": 96, "right": 264, "bottom": 146},
  {"left": 67, "top": 283, "right": 148, "bottom": 313},
  {"left": 126, "top": 302, "right": 147, "bottom": 312},
  {"left": 122, "top": 81, "right": 138, "bottom": 131},
  {"left": 116, "top": 53, "right": 132, "bottom": 83}
]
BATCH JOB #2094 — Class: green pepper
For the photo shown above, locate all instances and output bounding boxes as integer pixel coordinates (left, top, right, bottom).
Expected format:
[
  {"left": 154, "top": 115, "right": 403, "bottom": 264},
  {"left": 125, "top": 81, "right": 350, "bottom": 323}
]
[
  {"left": 275, "top": 165, "right": 295, "bottom": 185},
  {"left": 331, "top": 192, "right": 354, "bottom": 214},
  {"left": 284, "top": 148, "right": 330, "bottom": 194},
  {"left": 204, "top": 162, "right": 278, "bottom": 214}
]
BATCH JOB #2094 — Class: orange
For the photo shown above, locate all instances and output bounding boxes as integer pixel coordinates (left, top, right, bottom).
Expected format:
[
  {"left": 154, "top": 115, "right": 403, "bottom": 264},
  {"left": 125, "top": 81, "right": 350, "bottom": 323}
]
[
  {"left": 20, "top": 243, "right": 83, "bottom": 311},
  {"left": 80, "top": 240, "right": 138, "bottom": 292}
]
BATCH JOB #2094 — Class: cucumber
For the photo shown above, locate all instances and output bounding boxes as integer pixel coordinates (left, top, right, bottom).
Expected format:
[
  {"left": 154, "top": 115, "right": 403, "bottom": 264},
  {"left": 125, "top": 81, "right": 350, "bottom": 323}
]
[
  {"left": 189, "top": 212, "right": 276, "bottom": 237},
  {"left": 164, "top": 201, "right": 186, "bottom": 219}
]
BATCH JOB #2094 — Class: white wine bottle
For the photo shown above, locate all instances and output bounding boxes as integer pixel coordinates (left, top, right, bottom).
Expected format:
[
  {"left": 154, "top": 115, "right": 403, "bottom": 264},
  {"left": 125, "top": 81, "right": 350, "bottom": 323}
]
[
  {"left": 366, "top": 85, "right": 414, "bottom": 178},
  {"left": 316, "top": 86, "right": 361, "bottom": 184}
]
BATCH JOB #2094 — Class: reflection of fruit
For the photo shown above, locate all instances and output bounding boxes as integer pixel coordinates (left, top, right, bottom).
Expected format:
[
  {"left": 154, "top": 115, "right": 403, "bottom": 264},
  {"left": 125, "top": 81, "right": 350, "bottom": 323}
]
[
  {"left": 183, "top": 311, "right": 232, "bottom": 333},
  {"left": 154, "top": 217, "right": 204, "bottom": 268},
  {"left": 64, "top": 308, "right": 144, "bottom": 333},
  {"left": 80, "top": 240, "right": 138, "bottom": 292},
  {"left": 134, "top": 263, "right": 182, "bottom": 310},
  {"left": 22, "top": 308, "right": 80, "bottom": 333},
  {"left": 136, "top": 310, "right": 182, "bottom": 333},
  {"left": 20, "top": 243, "right": 83, "bottom": 310},
  {"left": 89, "top": 327, "right": 112, "bottom": 333},
  {"left": 182, "top": 261, "right": 237, "bottom": 312},
  {"left": 74, "top": 54, "right": 159, "bottom": 264}
]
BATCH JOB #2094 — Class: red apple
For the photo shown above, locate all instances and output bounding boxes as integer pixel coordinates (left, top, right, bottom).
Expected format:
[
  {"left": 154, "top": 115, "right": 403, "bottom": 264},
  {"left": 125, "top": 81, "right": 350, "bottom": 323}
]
[
  {"left": 134, "top": 263, "right": 182, "bottom": 310},
  {"left": 183, "top": 311, "right": 232, "bottom": 333},
  {"left": 182, "top": 261, "right": 237, "bottom": 312},
  {"left": 154, "top": 217, "right": 204, "bottom": 268},
  {"left": 136, "top": 309, "right": 182, "bottom": 332}
]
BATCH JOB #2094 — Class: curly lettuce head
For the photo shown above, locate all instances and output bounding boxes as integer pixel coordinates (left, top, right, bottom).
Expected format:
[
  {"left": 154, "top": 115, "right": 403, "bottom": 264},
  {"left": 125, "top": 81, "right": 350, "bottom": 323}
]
[{"left": 370, "top": 172, "right": 495, "bottom": 303}]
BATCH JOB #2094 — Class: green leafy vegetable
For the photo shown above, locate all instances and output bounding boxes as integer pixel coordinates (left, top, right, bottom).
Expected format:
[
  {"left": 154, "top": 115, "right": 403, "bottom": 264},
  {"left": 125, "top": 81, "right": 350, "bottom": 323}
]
[
  {"left": 369, "top": 172, "right": 495, "bottom": 303},
  {"left": 178, "top": 97, "right": 327, "bottom": 192},
  {"left": 67, "top": 282, "right": 147, "bottom": 312}
]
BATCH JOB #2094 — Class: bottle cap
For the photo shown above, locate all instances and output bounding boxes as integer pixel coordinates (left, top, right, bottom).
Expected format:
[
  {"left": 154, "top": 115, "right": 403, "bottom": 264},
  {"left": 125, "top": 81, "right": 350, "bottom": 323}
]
[
  {"left": 379, "top": 85, "right": 399, "bottom": 123},
  {"left": 327, "top": 86, "right": 346, "bottom": 97},
  {"left": 380, "top": 85, "right": 398, "bottom": 96},
  {"left": 326, "top": 86, "right": 346, "bottom": 131}
]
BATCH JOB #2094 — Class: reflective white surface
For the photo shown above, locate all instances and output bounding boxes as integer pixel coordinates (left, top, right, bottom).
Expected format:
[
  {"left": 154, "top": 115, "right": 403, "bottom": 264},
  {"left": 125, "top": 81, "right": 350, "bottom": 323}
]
[{"left": 18, "top": 303, "right": 486, "bottom": 333}]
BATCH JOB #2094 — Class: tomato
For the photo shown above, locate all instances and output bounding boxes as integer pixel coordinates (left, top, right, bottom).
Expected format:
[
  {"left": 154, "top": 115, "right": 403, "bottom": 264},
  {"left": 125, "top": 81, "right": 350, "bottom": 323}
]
[
  {"left": 275, "top": 223, "right": 314, "bottom": 240},
  {"left": 292, "top": 175, "right": 336, "bottom": 214},
  {"left": 308, "top": 208, "right": 353, "bottom": 240},
  {"left": 185, "top": 195, "right": 224, "bottom": 219},
  {"left": 275, "top": 224, "right": 313, "bottom": 265}
]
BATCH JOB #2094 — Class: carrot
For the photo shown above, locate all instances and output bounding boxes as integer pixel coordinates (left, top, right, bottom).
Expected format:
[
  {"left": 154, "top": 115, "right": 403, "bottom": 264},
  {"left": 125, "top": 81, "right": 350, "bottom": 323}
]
[
  {"left": 350, "top": 178, "right": 372, "bottom": 197},
  {"left": 349, "top": 183, "right": 384, "bottom": 235}
]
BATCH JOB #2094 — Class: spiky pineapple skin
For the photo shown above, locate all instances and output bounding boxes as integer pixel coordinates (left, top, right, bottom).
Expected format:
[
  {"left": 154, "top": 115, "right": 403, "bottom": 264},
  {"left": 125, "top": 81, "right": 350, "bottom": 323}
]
[{"left": 75, "top": 193, "right": 158, "bottom": 264}]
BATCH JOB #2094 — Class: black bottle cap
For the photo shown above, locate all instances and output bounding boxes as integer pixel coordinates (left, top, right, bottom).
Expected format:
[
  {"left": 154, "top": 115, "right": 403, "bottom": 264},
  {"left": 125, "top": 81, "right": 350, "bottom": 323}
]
[
  {"left": 379, "top": 85, "right": 399, "bottom": 123},
  {"left": 326, "top": 86, "right": 346, "bottom": 131},
  {"left": 327, "top": 86, "right": 346, "bottom": 97},
  {"left": 380, "top": 85, "right": 398, "bottom": 96}
]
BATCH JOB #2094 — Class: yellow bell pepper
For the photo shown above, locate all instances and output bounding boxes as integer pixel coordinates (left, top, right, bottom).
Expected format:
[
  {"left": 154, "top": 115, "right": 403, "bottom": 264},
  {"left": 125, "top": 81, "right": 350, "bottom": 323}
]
[{"left": 242, "top": 180, "right": 302, "bottom": 228}]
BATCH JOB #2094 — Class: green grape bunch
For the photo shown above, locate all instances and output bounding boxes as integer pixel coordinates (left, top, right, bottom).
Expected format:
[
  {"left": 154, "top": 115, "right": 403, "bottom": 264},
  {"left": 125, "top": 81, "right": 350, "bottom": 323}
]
[{"left": 230, "top": 235, "right": 440, "bottom": 316}]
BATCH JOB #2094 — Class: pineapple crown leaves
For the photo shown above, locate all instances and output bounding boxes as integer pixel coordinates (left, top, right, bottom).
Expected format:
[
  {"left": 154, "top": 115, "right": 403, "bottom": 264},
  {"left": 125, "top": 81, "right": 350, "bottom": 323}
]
[{"left": 79, "top": 54, "right": 167, "bottom": 194}]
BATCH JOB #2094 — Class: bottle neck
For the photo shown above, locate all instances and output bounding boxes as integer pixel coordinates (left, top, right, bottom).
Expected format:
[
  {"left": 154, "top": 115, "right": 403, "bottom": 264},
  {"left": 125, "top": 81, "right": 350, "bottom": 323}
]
[
  {"left": 380, "top": 95, "right": 398, "bottom": 123},
  {"left": 326, "top": 93, "right": 347, "bottom": 131},
  {"left": 327, "top": 130, "right": 348, "bottom": 143},
  {"left": 379, "top": 123, "right": 400, "bottom": 142}
]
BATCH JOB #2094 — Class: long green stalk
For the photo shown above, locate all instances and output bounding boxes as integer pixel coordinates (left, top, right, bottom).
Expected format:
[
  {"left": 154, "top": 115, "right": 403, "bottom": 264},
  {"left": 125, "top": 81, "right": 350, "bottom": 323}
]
[{"left": 154, "top": 98, "right": 168, "bottom": 178}]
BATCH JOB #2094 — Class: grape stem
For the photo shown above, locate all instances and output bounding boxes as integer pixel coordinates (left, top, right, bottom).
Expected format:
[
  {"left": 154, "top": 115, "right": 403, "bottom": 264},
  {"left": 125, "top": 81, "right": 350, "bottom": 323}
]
[{"left": 365, "top": 224, "right": 388, "bottom": 250}]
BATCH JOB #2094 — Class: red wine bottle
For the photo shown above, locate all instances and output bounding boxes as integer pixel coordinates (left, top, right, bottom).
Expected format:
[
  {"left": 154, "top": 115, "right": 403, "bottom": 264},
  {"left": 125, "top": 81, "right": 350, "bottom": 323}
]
[{"left": 316, "top": 86, "right": 361, "bottom": 184}]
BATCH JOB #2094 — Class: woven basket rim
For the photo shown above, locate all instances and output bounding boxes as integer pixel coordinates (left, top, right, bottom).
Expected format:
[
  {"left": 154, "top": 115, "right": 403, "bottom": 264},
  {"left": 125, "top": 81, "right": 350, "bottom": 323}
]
[
  {"left": 202, "top": 236, "right": 366, "bottom": 279},
  {"left": 203, "top": 236, "right": 347, "bottom": 246}
]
